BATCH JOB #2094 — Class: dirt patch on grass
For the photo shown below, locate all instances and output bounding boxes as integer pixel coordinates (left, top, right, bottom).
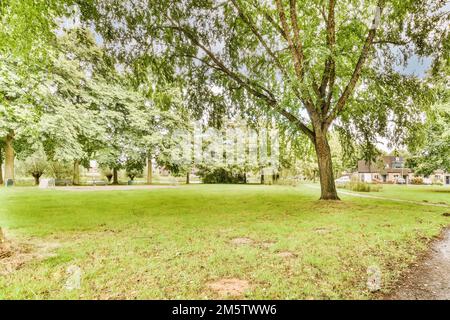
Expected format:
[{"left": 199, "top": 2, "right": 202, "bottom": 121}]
[
  {"left": 0, "top": 230, "right": 60, "bottom": 275},
  {"left": 207, "top": 278, "right": 250, "bottom": 297},
  {"left": 276, "top": 251, "right": 296, "bottom": 259},
  {"left": 230, "top": 237, "right": 254, "bottom": 245},
  {"left": 385, "top": 227, "right": 450, "bottom": 300},
  {"left": 314, "top": 227, "right": 334, "bottom": 234},
  {"left": 259, "top": 241, "right": 276, "bottom": 249}
]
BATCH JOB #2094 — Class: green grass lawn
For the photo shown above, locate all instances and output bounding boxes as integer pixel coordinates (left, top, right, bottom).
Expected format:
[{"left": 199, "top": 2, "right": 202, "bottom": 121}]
[
  {"left": 0, "top": 184, "right": 448, "bottom": 299},
  {"left": 361, "top": 184, "right": 450, "bottom": 204}
]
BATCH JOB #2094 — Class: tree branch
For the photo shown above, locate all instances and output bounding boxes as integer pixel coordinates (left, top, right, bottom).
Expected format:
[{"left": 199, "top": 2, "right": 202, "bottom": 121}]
[
  {"left": 289, "top": 0, "right": 304, "bottom": 78},
  {"left": 275, "top": 0, "right": 304, "bottom": 82},
  {"left": 278, "top": 108, "right": 314, "bottom": 140},
  {"left": 230, "top": 0, "right": 287, "bottom": 76},
  {"left": 249, "top": 1, "right": 288, "bottom": 42},
  {"left": 319, "top": 0, "right": 336, "bottom": 116},
  {"left": 325, "top": 1, "right": 385, "bottom": 128},
  {"left": 164, "top": 17, "right": 315, "bottom": 140}
]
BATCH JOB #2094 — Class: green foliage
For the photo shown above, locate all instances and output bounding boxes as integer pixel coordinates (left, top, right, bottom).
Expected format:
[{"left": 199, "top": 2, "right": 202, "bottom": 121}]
[
  {"left": 75, "top": 0, "right": 447, "bottom": 152},
  {"left": 48, "top": 161, "right": 73, "bottom": 179},
  {"left": 23, "top": 149, "right": 48, "bottom": 183},
  {"left": 338, "top": 180, "right": 382, "bottom": 192},
  {"left": 125, "top": 159, "right": 144, "bottom": 181},
  {"left": 198, "top": 167, "right": 247, "bottom": 184},
  {"left": 0, "top": 0, "right": 62, "bottom": 60},
  {"left": 406, "top": 75, "right": 450, "bottom": 176},
  {"left": 411, "top": 177, "right": 424, "bottom": 185}
]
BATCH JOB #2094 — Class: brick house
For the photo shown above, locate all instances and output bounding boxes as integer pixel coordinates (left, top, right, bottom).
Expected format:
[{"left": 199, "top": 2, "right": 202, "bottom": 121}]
[
  {"left": 357, "top": 156, "right": 413, "bottom": 183},
  {"left": 357, "top": 156, "right": 450, "bottom": 184}
]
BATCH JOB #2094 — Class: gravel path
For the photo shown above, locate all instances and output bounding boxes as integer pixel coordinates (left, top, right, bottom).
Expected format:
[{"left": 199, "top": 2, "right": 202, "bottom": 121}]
[{"left": 387, "top": 228, "right": 450, "bottom": 300}]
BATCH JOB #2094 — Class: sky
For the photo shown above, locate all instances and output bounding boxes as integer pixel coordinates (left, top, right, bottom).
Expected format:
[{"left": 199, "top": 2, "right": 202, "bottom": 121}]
[{"left": 397, "top": 55, "right": 432, "bottom": 78}]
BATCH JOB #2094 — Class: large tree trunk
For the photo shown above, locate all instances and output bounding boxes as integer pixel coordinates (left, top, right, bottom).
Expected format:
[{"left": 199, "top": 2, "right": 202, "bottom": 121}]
[
  {"left": 186, "top": 172, "right": 190, "bottom": 184},
  {"left": 146, "top": 158, "right": 152, "bottom": 184},
  {"left": 314, "top": 134, "right": 340, "bottom": 200},
  {"left": 73, "top": 160, "right": 80, "bottom": 185},
  {"left": 0, "top": 146, "right": 3, "bottom": 185},
  {"left": 112, "top": 167, "right": 119, "bottom": 185},
  {"left": 33, "top": 174, "right": 41, "bottom": 185},
  {"left": 4, "top": 132, "right": 14, "bottom": 184}
]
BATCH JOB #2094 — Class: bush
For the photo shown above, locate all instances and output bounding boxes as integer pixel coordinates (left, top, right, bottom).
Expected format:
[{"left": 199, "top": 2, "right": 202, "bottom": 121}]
[
  {"left": 411, "top": 177, "right": 423, "bottom": 185},
  {"left": 198, "top": 167, "right": 246, "bottom": 184},
  {"left": 341, "top": 181, "right": 382, "bottom": 192},
  {"left": 126, "top": 168, "right": 143, "bottom": 181},
  {"left": 100, "top": 167, "right": 113, "bottom": 182},
  {"left": 49, "top": 161, "right": 73, "bottom": 179}
]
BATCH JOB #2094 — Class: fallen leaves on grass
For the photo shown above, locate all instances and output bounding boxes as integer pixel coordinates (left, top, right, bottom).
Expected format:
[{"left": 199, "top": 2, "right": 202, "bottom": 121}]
[{"left": 0, "top": 232, "right": 60, "bottom": 275}]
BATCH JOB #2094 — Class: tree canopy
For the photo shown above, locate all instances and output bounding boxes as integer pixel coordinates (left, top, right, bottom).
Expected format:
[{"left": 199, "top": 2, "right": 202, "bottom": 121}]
[{"left": 71, "top": 0, "right": 449, "bottom": 199}]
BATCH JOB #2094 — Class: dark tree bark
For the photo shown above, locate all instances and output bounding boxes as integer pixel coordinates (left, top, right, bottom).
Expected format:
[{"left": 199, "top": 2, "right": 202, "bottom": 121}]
[
  {"left": 186, "top": 172, "right": 190, "bottom": 184},
  {"left": 4, "top": 132, "right": 14, "bottom": 184},
  {"left": 0, "top": 146, "right": 3, "bottom": 185},
  {"left": 146, "top": 158, "right": 152, "bottom": 184},
  {"left": 73, "top": 160, "right": 80, "bottom": 185},
  {"left": 112, "top": 167, "right": 119, "bottom": 185},
  {"left": 314, "top": 133, "right": 340, "bottom": 200},
  {"left": 33, "top": 173, "right": 42, "bottom": 185}
]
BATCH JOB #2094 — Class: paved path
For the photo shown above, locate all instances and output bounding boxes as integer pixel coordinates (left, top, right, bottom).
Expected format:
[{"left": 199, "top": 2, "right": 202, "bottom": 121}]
[
  {"left": 387, "top": 228, "right": 450, "bottom": 300},
  {"left": 305, "top": 184, "right": 450, "bottom": 299}
]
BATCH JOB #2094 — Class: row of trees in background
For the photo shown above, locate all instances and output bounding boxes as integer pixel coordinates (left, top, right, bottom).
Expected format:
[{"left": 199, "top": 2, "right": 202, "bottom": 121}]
[
  {"left": 1, "top": 1, "right": 448, "bottom": 198},
  {"left": 73, "top": 0, "right": 449, "bottom": 199},
  {"left": 0, "top": 27, "right": 184, "bottom": 186}
]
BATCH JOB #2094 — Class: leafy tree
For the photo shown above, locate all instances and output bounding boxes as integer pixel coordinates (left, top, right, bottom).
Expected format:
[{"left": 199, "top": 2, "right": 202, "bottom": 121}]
[
  {"left": 125, "top": 158, "right": 145, "bottom": 181},
  {"left": 23, "top": 149, "right": 48, "bottom": 185},
  {"left": 0, "top": 0, "right": 62, "bottom": 59},
  {"left": 48, "top": 161, "right": 73, "bottom": 180},
  {"left": 407, "top": 105, "right": 450, "bottom": 175},
  {"left": 406, "top": 59, "right": 450, "bottom": 176},
  {"left": 75, "top": 0, "right": 448, "bottom": 199},
  {"left": 0, "top": 141, "right": 3, "bottom": 185},
  {"left": 0, "top": 55, "right": 45, "bottom": 184}
]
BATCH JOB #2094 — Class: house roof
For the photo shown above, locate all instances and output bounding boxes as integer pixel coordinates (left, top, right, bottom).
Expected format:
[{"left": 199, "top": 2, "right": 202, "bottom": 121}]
[
  {"left": 357, "top": 160, "right": 379, "bottom": 173},
  {"left": 357, "top": 158, "right": 412, "bottom": 174}
]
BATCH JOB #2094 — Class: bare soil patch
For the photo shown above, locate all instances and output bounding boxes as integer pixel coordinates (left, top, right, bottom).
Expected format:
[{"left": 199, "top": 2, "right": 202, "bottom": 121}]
[
  {"left": 230, "top": 237, "right": 254, "bottom": 245},
  {"left": 386, "top": 228, "right": 450, "bottom": 300},
  {"left": 314, "top": 227, "right": 334, "bottom": 234},
  {"left": 0, "top": 230, "right": 60, "bottom": 275},
  {"left": 207, "top": 278, "right": 250, "bottom": 297},
  {"left": 259, "top": 241, "right": 276, "bottom": 249},
  {"left": 277, "top": 251, "right": 296, "bottom": 259}
]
